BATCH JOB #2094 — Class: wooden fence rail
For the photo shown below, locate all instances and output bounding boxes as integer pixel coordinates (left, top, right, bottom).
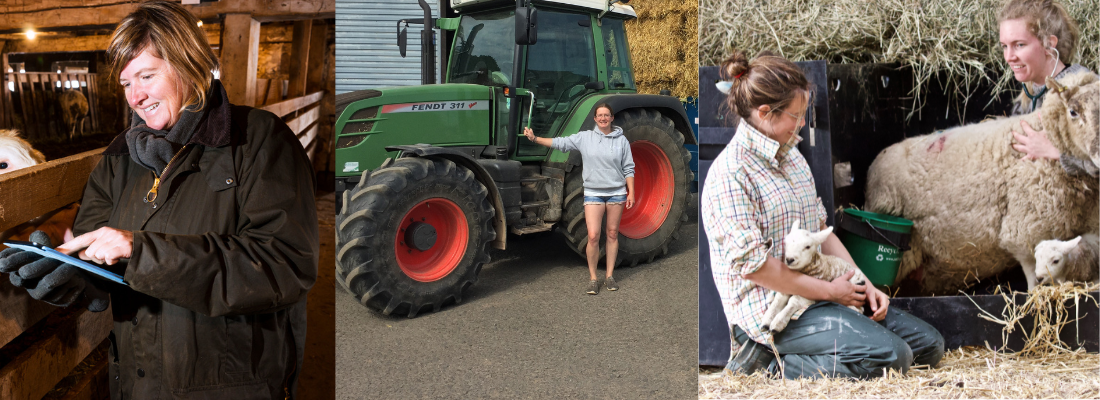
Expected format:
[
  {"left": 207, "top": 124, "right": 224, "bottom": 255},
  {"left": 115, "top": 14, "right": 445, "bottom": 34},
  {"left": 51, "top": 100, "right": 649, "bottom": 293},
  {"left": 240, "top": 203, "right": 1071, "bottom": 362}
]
[
  {"left": 260, "top": 90, "right": 323, "bottom": 160},
  {"left": 0, "top": 72, "right": 101, "bottom": 142},
  {"left": 0, "top": 148, "right": 110, "bottom": 400}
]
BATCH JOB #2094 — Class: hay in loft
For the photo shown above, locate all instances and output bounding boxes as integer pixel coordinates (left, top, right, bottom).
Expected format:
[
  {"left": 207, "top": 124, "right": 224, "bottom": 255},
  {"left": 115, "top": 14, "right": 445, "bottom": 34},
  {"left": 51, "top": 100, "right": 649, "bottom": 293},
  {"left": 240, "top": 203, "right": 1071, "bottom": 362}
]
[
  {"left": 699, "top": 0, "right": 1100, "bottom": 119},
  {"left": 625, "top": 0, "right": 699, "bottom": 98}
]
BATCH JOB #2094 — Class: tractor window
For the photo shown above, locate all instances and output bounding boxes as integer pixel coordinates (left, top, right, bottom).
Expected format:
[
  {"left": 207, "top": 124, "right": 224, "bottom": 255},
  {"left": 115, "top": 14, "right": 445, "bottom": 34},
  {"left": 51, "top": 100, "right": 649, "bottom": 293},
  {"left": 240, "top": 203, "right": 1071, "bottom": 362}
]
[
  {"left": 447, "top": 10, "right": 515, "bottom": 86},
  {"left": 518, "top": 9, "right": 598, "bottom": 156},
  {"left": 602, "top": 18, "right": 635, "bottom": 91}
]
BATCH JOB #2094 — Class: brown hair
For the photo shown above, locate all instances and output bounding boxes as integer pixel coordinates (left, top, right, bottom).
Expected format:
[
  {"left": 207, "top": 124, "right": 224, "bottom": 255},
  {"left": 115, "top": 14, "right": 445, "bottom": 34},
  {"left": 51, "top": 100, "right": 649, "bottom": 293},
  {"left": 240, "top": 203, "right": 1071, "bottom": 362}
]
[
  {"left": 594, "top": 103, "right": 614, "bottom": 115},
  {"left": 998, "top": 0, "right": 1079, "bottom": 64},
  {"left": 106, "top": 0, "right": 219, "bottom": 112},
  {"left": 720, "top": 50, "right": 810, "bottom": 124}
]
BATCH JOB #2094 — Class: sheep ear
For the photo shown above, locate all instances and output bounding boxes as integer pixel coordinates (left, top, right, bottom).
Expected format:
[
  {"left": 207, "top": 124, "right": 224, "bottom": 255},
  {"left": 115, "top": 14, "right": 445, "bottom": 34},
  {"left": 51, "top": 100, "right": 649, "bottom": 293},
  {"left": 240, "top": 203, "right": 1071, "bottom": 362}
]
[
  {"left": 1065, "top": 236, "right": 1083, "bottom": 249},
  {"left": 790, "top": 220, "right": 800, "bottom": 233},
  {"left": 811, "top": 227, "right": 833, "bottom": 243}
]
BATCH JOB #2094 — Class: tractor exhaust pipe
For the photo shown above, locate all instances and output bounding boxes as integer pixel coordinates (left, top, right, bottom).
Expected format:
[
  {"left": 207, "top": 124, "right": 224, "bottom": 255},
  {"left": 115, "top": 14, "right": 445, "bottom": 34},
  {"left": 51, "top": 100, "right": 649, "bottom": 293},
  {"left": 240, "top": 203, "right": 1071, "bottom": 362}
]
[{"left": 418, "top": 0, "right": 435, "bottom": 84}]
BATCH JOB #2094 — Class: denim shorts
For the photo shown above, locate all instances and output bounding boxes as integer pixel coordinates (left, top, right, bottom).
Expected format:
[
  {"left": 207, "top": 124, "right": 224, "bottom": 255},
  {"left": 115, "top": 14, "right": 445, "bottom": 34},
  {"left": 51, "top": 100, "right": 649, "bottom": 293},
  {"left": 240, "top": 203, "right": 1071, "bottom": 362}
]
[{"left": 583, "top": 194, "right": 627, "bottom": 205}]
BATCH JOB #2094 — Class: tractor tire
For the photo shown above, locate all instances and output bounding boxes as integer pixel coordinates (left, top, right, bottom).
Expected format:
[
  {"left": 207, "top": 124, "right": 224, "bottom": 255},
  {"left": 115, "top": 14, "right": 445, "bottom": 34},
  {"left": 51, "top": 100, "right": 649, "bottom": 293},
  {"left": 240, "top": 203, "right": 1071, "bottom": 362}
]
[
  {"left": 559, "top": 108, "right": 693, "bottom": 266},
  {"left": 335, "top": 157, "right": 495, "bottom": 317}
]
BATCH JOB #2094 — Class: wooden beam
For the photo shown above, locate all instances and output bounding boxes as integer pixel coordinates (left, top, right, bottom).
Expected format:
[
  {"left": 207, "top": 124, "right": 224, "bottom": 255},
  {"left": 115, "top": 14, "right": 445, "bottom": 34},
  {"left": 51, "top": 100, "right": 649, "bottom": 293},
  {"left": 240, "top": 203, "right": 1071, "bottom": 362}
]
[
  {"left": 287, "top": 104, "right": 319, "bottom": 137},
  {"left": 259, "top": 90, "right": 322, "bottom": 118},
  {"left": 286, "top": 20, "right": 311, "bottom": 99},
  {"left": 305, "top": 20, "right": 327, "bottom": 94},
  {"left": 1, "top": 53, "right": 9, "bottom": 128},
  {"left": 0, "top": 148, "right": 103, "bottom": 233},
  {"left": 299, "top": 123, "right": 319, "bottom": 156},
  {"left": 55, "top": 340, "right": 109, "bottom": 400},
  {"left": 0, "top": 1, "right": 335, "bottom": 31},
  {"left": 0, "top": 306, "right": 112, "bottom": 400},
  {"left": 221, "top": 14, "right": 259, "bottom": 107},
  {"left": 0, "top": 284, "right": 56, "bottom": 349}
]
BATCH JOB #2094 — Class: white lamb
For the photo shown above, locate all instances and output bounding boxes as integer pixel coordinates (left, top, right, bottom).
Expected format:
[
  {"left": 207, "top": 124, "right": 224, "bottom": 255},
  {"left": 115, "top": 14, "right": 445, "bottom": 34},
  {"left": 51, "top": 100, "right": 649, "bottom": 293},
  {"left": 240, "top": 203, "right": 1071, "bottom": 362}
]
[
  {"left": 761, "top": 221, "right": 868, "bottom": 333},
  {"left": 865, "top": 72, "right": 1100, "bottom": 294},
  {"left": 1034, "top": 234, "right": 1099, "bottom": 285}
]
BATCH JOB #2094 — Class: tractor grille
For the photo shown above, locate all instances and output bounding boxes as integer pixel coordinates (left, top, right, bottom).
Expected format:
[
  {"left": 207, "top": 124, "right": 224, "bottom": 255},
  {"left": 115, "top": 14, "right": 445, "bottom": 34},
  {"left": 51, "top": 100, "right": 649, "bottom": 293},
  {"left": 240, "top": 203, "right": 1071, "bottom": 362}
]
[
  {"left": 342, "top": 120, "right": 375, "bottom": 134},
  {"left": 336, "top": 135, "right": 367, "bottom": 149},
  {"left": 335, "top": 89, "right": 382, "bottom": 117},
  {"left": 350, "top": 106, "right": 379, "bottom": 120}
]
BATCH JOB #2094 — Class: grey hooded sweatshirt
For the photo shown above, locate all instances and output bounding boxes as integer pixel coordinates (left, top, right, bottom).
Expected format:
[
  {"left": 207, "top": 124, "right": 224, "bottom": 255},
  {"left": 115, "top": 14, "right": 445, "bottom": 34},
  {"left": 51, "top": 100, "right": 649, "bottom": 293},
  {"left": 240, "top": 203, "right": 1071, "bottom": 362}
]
[{"left": 551, "top": 125, "right": 635, "bottom": 196}]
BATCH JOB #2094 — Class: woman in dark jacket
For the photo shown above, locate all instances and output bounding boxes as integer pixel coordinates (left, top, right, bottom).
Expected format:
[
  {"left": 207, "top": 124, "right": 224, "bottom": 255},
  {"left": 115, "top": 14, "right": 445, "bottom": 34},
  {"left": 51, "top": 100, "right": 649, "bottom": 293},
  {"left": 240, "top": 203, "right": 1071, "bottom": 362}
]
[{"left": 0, "top": 2, "right": 318, "bottom": 398}]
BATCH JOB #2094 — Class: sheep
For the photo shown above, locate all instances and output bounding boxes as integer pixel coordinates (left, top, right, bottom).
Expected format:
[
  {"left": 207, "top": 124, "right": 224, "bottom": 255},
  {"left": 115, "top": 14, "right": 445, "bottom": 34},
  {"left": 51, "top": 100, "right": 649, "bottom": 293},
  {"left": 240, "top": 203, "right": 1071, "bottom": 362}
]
[
  {"left": 1034, "top": 234, "right": 1099, "bottom": 285},
  {"left": 0, "top": 129, "right": 76, "bottom": 246},
  {"left": 58, "top": 90, "right": 89, "bottom": 140},
  {"left": 865, "top": 72, "right": 1100, "bottom": 294},
  {"left": 761, "top": 221, "right": 868, "bottom": 333}
]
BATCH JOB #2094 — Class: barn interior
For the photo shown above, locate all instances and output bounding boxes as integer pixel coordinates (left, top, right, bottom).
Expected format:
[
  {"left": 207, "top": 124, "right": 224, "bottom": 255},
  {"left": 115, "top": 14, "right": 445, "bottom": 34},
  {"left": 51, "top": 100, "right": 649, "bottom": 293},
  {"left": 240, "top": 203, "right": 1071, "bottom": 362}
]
[{"left": 0, "top": 1, "right": 336, "bottom": 399}]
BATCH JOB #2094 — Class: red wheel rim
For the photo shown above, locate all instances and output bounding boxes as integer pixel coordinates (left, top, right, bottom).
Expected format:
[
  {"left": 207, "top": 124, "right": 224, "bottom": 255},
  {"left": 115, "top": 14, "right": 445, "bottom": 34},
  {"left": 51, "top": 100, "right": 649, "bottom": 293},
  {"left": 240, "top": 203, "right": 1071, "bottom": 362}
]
[
  {"left": 395, "top": 198, "right": 468, "bottom": 282},
  {"left": 620, "top": 140, "right": 674, "bottom": 238}
]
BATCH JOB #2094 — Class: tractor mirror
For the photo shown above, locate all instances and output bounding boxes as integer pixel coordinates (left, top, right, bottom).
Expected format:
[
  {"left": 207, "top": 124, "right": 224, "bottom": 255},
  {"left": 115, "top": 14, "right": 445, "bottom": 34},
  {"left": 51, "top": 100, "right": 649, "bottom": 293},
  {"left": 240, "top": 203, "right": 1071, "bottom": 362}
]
[
  {"left": 398, "top": 24, "right": 408, "bottom": 58},
  {"left": 515, "top": 7, "right": 538, "bottom": 45},
  {"left": 584, "top": 81, "right": 605, "bottom": 91}
]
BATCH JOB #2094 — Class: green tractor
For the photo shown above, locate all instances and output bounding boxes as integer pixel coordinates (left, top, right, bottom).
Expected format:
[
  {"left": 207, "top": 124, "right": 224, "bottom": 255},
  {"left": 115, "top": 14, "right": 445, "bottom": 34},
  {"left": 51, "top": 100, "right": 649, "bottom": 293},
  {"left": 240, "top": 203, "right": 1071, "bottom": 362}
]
[{"left": 335, "top": 0, "right": 695, "bottom": 317}]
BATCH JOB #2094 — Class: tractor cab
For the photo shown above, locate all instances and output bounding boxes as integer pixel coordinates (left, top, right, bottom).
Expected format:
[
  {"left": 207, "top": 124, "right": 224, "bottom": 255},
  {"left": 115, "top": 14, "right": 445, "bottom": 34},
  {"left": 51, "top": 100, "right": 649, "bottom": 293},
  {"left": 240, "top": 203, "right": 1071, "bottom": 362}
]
[{"left": 442, "top": 1, "right": 638, "bottom": 157}]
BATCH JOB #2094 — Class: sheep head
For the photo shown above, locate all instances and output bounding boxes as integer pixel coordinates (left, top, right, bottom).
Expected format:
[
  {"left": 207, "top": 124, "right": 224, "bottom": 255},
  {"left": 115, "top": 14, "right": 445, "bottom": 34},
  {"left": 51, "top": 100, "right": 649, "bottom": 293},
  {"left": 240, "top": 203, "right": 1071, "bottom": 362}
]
[
  {"left": 1034, "top": 235, "right": 1082, "bottom": 285},
  {"left": 1044, "top": 75, "right": 1100, "bottom": 168},
  {"left": 0, "top": 129, "right": 45, "bottom": 174},
  {"left": 783, "top": 220, "right": 834, "bottom": 270}
]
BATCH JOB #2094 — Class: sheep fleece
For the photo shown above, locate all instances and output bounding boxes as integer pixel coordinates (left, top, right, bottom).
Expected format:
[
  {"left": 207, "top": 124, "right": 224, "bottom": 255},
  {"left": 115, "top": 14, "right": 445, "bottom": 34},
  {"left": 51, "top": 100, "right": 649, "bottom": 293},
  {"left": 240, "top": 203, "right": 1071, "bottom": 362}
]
[{"left": 865, "top": 74, "right": 1099, "bottom": 294}]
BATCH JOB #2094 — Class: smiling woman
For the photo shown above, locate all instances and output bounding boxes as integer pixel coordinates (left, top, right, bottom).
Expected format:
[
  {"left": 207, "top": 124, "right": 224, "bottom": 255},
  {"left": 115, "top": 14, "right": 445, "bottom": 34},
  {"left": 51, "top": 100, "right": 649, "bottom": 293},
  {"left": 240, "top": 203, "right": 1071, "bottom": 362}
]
[
  {"left": 117, "top": 51, "right": 186, "bottom": 131},
  {"left": 998, "top": 0, "right": 1097, "bottom": 175},
  {"left": 0, "top": 1, "right": 319, "bottom": 399}
]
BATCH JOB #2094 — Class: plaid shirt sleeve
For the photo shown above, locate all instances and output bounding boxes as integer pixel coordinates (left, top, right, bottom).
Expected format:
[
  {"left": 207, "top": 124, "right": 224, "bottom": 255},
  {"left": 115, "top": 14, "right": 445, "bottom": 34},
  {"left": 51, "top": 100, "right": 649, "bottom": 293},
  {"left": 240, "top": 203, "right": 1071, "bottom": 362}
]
[
  {"left": 817, "top": 197, "right": 829, "bottom": 230},
  {"left": 707, "top": 172, "right": 770, "bottom": 278}
]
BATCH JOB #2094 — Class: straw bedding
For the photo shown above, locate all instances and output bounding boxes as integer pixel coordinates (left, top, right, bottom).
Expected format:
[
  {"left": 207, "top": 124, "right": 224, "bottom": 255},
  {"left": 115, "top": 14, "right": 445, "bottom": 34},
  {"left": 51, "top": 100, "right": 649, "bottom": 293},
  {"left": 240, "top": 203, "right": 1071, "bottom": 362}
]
[
  {"left": 701, "top": 282, "right": 1100, "bottom": 398},
  {"left": 699, "top": 346, "right": 1100, "bottom": 399},
  {"left": 699, "top": 0, "right": 1099, "bottom": 118}
]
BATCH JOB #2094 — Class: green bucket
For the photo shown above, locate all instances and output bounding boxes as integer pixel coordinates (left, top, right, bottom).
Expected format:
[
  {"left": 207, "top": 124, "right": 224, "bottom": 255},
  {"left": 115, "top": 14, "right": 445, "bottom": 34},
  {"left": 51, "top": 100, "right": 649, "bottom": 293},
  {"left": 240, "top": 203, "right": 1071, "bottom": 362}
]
[{"left": 836, "top": 209, "right": 913, "bottom": 287}]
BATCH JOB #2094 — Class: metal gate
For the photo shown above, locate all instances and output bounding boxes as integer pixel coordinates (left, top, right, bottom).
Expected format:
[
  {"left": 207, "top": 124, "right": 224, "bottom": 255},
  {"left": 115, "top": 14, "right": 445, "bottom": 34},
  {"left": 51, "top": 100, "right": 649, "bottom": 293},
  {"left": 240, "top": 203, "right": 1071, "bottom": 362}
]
[{"left": 0, "top": 72, "right": 101, "bottom": 142}]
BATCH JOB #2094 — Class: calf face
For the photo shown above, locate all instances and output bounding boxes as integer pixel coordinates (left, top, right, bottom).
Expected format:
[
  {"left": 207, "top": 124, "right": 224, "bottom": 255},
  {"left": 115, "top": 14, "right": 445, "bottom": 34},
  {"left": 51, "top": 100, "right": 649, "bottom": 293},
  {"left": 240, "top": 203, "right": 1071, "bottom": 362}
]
[{"left": 0, "top": 130, "right": 45, "bottom": 174}]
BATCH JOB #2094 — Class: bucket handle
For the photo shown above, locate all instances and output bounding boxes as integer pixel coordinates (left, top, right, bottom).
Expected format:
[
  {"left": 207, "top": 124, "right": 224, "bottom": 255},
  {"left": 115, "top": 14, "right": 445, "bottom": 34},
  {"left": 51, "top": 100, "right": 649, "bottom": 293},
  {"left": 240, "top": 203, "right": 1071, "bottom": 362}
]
[{"left": 836, "top": 211, "right": 912, "bottom": 252}]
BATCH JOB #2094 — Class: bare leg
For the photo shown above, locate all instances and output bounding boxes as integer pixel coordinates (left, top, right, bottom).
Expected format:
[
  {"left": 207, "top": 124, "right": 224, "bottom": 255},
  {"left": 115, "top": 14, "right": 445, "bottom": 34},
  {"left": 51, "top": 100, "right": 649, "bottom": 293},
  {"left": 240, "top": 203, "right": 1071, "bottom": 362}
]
[
  {"left": 604, "top": 203, "right": 624, "bottom": 278},
  {"left": 584, "top": 203, "right": 606, "bottom": 281}
]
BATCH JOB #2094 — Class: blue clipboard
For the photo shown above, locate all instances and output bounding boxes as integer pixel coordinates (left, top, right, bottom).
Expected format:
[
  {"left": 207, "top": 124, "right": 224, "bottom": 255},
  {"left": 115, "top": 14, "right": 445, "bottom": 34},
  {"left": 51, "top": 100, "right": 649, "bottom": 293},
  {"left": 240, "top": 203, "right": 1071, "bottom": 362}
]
[{"left": 2, "top": 240, "right": 128, "bottom": 286}]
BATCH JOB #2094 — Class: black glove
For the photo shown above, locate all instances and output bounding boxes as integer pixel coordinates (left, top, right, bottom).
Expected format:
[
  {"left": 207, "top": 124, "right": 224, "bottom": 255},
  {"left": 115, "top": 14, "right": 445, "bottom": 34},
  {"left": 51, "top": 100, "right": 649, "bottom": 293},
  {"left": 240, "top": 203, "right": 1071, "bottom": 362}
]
[{"left": 3, "top": 231, "right": 110, "bottom": 312}]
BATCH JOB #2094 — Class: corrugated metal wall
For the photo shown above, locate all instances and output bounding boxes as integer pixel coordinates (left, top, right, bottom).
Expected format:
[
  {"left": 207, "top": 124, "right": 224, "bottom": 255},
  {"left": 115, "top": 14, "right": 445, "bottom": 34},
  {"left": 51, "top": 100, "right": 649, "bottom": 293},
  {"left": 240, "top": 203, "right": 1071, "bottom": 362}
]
[{"left": 335, "top": 0, "right": 441, "bottom": 94}]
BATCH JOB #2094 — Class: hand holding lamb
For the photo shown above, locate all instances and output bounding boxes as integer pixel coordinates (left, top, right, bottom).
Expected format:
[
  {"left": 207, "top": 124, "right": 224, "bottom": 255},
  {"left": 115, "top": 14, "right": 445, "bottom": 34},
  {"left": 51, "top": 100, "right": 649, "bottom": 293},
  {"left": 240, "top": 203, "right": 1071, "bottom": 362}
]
[{"left": 760, "top": 221, "right": 869, "bottom": 333}]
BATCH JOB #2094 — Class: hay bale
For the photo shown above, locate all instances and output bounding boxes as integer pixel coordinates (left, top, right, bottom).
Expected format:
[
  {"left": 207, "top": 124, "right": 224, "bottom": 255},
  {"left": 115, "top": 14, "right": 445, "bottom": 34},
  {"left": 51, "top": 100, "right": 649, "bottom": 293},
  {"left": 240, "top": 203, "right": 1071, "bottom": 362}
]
[
  {"left": 625, "top": 0, "right": 699, "bottom": 98},
  {"left": 700, "top": 0, "right": 1100, "bottom": 118}
]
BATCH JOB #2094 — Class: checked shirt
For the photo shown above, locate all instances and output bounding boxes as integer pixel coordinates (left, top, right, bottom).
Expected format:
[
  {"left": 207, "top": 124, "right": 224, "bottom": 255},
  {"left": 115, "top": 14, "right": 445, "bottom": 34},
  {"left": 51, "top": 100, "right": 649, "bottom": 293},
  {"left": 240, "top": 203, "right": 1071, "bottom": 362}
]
[{"left": 701, "top": 120, "right": 827, "bottom": 358}]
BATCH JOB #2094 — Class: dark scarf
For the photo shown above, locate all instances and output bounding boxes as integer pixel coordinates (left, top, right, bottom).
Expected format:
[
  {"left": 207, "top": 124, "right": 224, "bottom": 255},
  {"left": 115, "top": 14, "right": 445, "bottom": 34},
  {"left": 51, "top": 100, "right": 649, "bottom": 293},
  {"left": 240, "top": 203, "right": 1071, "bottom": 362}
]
[{"left": 124, "top": 83, "right": 213, "bottom": 174}]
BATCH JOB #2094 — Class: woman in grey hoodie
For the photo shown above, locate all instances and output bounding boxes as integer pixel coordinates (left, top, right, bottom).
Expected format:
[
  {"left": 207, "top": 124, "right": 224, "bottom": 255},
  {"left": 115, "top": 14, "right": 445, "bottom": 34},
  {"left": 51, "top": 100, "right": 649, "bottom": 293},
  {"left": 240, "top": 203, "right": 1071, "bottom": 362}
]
[{"left": 523, "top": 103, "right": 635, "bottom": 295}]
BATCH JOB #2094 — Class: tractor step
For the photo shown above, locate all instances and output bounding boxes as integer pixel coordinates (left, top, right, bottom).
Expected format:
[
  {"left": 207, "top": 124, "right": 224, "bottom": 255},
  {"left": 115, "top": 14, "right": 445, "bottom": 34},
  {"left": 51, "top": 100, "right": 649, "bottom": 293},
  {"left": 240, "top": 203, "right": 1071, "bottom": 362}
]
[
  {"left": 518, "top": 201, "right": 549, "bottom": 209},
  {"left": 520, "top": 175, "right": 550, "bottom": 184},
  {"left": 509, "top": 222, "right": 554, "bottom": 235}
]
